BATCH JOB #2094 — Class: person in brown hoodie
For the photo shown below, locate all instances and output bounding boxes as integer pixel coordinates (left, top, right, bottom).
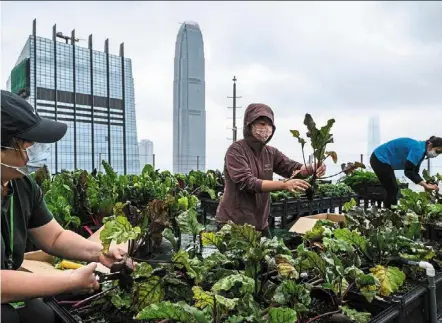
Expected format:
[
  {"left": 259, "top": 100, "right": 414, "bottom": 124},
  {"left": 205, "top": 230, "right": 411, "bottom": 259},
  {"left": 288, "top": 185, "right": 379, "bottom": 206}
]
[{"left": 215, "top": 103, "right": 326, "bottom": 238}]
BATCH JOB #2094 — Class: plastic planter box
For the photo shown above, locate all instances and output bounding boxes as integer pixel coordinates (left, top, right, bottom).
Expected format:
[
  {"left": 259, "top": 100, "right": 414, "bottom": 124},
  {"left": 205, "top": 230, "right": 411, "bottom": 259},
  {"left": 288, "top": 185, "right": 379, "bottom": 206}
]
[
  {"left": 367, "top": 272, "right": 442, "bottom": 323},
  {"left": 353, "top": 183, "right": 409, "bottom": 207},
  {"left": 423, "top": 223, "right": 442, "bottom": 242}
]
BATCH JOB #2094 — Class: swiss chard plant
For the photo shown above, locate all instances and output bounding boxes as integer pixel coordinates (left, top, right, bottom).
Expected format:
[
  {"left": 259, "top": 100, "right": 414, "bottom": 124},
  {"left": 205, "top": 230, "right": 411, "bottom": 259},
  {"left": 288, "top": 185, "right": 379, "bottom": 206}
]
[
  {"left": 423, "top": 170, "right": 442, "bottom": 204},
  {"left": 290, "top": 114, "right": 365, "bottom": 200},
  {"left": 32, "top": 165, "right": 51, "bottom": 194},
  {"left": 43, "top": 171, "right": 81, "bottom": 229},
  {"left": 185, "top": 170, "right": 223, "bottom": 200}
]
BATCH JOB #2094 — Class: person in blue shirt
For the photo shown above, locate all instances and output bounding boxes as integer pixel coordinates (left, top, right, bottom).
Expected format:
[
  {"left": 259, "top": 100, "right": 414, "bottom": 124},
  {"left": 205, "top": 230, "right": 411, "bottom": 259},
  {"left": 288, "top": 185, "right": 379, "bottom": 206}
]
[{"left": 370, "top": 136, "right": 442, "bottom": 208}]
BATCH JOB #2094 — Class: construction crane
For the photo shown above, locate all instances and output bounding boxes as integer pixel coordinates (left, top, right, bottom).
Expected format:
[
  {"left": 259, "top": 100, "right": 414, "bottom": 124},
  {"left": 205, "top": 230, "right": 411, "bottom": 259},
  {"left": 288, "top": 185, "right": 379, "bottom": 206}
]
[{"left": 56, "top": 32, "right": 85, "bottom": 44}]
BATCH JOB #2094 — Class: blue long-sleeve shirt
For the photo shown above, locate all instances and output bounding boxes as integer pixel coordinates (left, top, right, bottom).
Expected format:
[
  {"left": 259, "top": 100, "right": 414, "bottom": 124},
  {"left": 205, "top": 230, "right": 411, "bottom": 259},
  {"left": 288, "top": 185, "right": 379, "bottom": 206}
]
[{"left": 373, "top": 137, "right": 427, "bottom": 184}]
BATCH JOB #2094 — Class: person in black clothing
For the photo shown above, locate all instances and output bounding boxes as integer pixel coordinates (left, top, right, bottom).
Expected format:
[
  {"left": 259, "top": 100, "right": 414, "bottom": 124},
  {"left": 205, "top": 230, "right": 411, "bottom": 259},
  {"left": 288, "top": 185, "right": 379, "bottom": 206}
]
[
  {"left": 1, "top": 90, "right": 127, "bottom": 323},
  {"left": 370, "top": 136, "right": 442, "bottom": 208}
]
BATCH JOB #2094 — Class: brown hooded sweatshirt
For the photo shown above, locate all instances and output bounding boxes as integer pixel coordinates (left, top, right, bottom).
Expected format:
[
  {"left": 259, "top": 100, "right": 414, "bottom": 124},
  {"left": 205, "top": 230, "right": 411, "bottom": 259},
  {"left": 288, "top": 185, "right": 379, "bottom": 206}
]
[{"left": 215, "top": 103, "right": 303, "bottom": 231}]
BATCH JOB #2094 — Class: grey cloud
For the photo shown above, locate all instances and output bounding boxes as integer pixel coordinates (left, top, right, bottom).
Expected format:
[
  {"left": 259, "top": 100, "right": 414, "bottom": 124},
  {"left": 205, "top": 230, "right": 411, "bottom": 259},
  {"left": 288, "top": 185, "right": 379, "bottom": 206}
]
[
  {"left": 2, "top": 1, "right": 441, "bottom": 171},
  {"left": 381, "top": 2, "right": 442, "bottom": 44},
  {"left": 204, "top": 2, "right": 442, "bottom": 115}
]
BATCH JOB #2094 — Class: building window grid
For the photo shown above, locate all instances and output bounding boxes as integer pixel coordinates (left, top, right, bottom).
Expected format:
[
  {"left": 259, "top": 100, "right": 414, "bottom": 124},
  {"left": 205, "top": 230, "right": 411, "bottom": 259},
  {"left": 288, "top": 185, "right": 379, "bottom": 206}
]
[{"left": 24, "top": 36, "right": 139, "bottom": 174}]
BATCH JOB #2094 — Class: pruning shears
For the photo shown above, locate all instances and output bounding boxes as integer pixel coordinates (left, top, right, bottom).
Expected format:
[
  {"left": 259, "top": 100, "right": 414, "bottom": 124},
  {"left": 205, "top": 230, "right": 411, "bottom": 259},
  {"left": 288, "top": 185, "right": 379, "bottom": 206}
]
[{"left": 95, "top": 258, "right": 135, "bottom": 292}]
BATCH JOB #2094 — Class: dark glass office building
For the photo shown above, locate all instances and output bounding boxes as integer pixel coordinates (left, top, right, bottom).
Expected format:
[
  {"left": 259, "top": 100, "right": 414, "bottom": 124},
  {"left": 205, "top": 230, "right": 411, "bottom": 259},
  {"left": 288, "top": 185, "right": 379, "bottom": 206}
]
[{"left": 6, "top": 19, "right": 140, "bottom": 175}]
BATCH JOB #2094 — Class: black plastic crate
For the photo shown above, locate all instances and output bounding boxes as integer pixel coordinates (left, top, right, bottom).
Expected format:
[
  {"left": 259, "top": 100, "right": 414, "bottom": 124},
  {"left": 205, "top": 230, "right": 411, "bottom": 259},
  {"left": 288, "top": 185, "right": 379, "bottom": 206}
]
[
  {"left": 270, "top": 200, "right": 286, "bottom": 218},
  {"left": 353, "top": 183, "right": 409, "bottom": 202},
  {"left": 353, "top": 184, "right": 385, "bottom": 201},
  {"left": 298, "top": 198, "right": 312, "bottom": 214},
  {"left": 318, "top": 197, "right": 332, "bottom": 211},
  {"left": 422, "top": 224, "right": 432, "bottom": 240},
  {"left": 286, "top": 198, "right": 300, "bottom": 214},
  {"left": 368, "top": 272, "right": 442, "bottom": 323},
  {"left": 425, "top": 223, "right": 442, "bottom": 242}
]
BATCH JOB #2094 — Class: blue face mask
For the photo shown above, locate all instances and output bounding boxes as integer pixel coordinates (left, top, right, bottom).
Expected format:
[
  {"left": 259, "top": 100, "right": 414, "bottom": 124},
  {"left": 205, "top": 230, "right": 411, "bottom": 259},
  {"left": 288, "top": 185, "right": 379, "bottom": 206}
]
[{"left": 1, "top": 142, "right": 51, "bottom": 175}]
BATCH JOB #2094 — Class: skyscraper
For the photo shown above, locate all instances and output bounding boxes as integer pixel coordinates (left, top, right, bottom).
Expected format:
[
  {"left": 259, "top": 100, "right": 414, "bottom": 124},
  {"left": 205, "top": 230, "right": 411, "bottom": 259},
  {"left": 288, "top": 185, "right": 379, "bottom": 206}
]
[
  {"left": 173, "top": 21, "right": 206, "bottom": 174},
  {"left": 139, "top": 139, "right": 154, "bottom": 172},
  {"left": 367, "top": 116, "right": 381, "bottom": 158},
  {"left": 6, "top": 19, "right": 140, "bottom": 175}
]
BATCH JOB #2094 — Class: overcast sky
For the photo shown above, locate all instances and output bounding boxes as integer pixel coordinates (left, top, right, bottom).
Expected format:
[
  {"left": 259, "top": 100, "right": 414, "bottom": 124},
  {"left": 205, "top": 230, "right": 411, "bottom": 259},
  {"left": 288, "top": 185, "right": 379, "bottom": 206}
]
[{"left": 1, "top": 1, "right": 442, "bottom": 177}]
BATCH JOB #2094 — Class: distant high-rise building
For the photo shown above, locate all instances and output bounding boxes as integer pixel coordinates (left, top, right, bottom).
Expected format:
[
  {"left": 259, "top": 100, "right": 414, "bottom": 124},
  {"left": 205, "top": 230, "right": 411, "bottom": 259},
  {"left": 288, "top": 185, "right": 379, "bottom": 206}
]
[
  {"left": 173, "top": 21, "right": 206, "bottom": 174},
  {"left": 139, "top": 139, "right": 154, "bottom": 172},
  {"left": 367, "top": 116, "right": 381, "bottom": 158},
  {"left": 6, "top": 19, "right": 140, "bottom": 175}
]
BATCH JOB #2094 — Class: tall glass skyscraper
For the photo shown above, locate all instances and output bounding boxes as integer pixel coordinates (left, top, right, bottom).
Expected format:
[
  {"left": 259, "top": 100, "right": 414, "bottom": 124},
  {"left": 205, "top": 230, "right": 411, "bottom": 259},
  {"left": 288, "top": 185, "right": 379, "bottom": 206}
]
[
  {"left": 367, "top": 116, "right": 381, "bottom": 158},
  {"left": 173, "top": 21, "right": 206, "bottom": 174},
  {"left": 6, "top": 19, "right": 140, "bottom": 175},
  {"left": 139, "top": 139, "right": 154, "bottom": 172}
]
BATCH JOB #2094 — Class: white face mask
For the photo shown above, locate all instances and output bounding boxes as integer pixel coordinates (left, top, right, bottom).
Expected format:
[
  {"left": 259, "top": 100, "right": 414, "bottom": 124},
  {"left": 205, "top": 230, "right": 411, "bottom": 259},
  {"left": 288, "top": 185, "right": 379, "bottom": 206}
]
[
  {"left": 252, "top": 124, "right": 273, "bottom": 143},
  {"left": 1, "top": 142, "right": 51, "bottom": 175},
  {"left": 427, "top": 150, "right": 438, "bottom": 159}
]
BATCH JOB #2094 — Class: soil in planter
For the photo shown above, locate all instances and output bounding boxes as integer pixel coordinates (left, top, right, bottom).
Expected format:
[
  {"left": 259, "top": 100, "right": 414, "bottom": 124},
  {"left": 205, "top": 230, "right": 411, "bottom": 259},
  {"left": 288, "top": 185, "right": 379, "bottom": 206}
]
[
  {"left": 304, "top": 296, "right": 339, "bottom": 323},
  {"left": 69, "top": 301, "right": 150, "bottom": 323},
  {"left": 389, "top": 278, "right": 422, "bottom": 298}
]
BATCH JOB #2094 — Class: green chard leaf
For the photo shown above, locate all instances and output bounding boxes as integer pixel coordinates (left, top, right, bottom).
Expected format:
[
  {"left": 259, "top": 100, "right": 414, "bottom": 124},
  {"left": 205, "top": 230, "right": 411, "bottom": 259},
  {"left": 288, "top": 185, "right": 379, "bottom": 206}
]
[
  {"left": 177, "top": 209, "right": 204, "bottom": 236},
  {"left": 100, "top": 216, "right": 141, "bottom": 253},
  {"left": 201, "top": 231, "right": 224, "bottom": 249},
  {"left": 134, "top": 275, "right": 165, "bottom": 310},
  {"left": 268, "top": 307, "right": 298, "bottom": 323},
  {"left": 172, "top": 249, "right": 203, "bottom": 283},
  {"left": 136, "top": 301, "right": 209, "bottom": 323},
  {"left": 211, "top": 274, "right": 255, "bottom": 296},
  {"left": 297, "top": 248, "right": 327, "bottom": 277},
  {"left": 333, "top": 228, "right": 368, "bottom": 254},
  {"left": 133, "top": 262, "right": 153, "bottom": 278},
  {"left": 110, "top": 291, "right": 132, "bottom": 310},
  {"left": 177, "top": 196, "right": 189, "bottom": 211},
  {"left": 162, "top": 228, "right": 179, "bottom": 251},
  {"left": 272, "top": 280, "right": 311, "bottom": 312},
  {"left": 229, "top": 223, "right": 261, "bottom": 250},
  {"left": 355, "top": 273, "right": 380, "bottom": 303},
  {"left": 192, "top": 286, "right": 238, "bottom": 314},
  {"left": 340, "top": 306, "right": 372, "bottom": 323}
]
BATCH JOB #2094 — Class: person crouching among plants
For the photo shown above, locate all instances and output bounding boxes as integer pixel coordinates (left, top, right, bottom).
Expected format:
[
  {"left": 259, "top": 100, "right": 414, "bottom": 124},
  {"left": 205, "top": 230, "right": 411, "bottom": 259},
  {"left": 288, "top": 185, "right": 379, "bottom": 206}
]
[
  {"left": 1, "top": 90, "right": 127, "bottom": 323},
  {"left": 215, "top": 103, "right": 326, "bottom": 238},
  {"left": 370, "top": 136, "right": 442, "bottom": 208}
]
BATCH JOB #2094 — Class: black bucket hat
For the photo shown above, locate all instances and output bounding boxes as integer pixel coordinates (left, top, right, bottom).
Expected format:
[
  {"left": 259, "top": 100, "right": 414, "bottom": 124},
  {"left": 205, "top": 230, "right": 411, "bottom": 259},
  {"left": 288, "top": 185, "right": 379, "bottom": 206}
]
[{"left": 1, "top": 90, "right": 67, "bottom": 144}]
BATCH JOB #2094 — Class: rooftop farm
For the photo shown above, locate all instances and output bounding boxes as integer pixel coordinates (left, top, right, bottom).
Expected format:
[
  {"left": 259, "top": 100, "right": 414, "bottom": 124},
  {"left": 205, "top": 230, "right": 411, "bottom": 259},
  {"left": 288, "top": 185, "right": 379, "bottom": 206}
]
[{"left": 29, "top": 115, "right": 442, "bottom": 323}]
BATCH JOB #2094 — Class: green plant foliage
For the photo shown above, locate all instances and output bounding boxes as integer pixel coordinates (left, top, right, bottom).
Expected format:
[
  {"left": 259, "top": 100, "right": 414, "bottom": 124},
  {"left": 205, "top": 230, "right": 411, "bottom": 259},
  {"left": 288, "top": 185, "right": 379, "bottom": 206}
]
[{"left": 35, "top": 128, "right": 442, "bottom": 323}]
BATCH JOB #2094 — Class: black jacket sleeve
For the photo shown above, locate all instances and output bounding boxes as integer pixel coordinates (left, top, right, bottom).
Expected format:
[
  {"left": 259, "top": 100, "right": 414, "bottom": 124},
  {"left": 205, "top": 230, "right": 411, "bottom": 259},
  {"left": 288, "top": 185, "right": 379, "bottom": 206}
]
[{"left": 404, "top": 160, "right": 423, "bottom": 184}]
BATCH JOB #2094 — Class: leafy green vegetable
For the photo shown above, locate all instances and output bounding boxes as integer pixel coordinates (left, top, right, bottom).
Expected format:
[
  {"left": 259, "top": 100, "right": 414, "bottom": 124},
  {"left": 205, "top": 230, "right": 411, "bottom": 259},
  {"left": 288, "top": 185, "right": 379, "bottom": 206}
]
[
  {"left": 100, "top": 215, "right": 141, "bottom": 253},
  {"left": 340, "top": 305, "right": 372, "bottom": 323},
  {"left": 289, "top": 114, "right": 364, "bottom": 200},
  {"left": 136, "top": 301, "right": 209, "bottom": 323},
  {"left": 212, "top": 274, "right": 255, "bottom": 296},
  {"left": 268, "top": 307, "right": 298, "bottom": 323},
  {"left": 370, "top": 265, "right": 405, "bottom": 296},
  {"left": 134, "top": 275, "right": 165, "bottom": 310},
  {"left": 272, "top": 280, "right": 311, "bottom": 312}
]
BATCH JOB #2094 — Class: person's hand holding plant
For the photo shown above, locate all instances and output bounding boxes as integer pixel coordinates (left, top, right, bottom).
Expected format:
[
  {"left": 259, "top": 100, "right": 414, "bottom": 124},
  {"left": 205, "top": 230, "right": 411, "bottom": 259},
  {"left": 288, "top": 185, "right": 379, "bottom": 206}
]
[
  {"left": 425, "top": 183, "right": 439, "bottom": 192},
  {"left": 300, "top": 163, "right": 327, "bottom": 178},
  {"left": 98, "top": 247, "right": 129, "bottom": 269}
]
